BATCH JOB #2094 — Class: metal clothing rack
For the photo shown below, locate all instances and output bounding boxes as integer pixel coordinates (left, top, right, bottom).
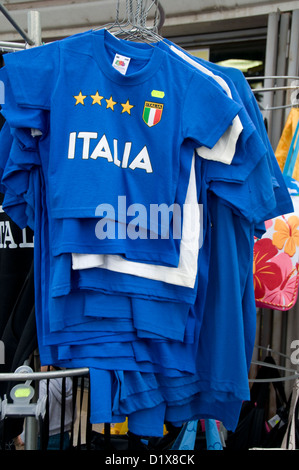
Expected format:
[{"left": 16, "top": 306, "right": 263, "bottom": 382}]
[
  {"left": 258, "top": 10, "right": 299, "bottom": 149},
  {"left": 0, "top": 3, "right": 41, "bottom": 52},
  {"left": 250, "top": 345, "right": 299, "bottom": 383},
  {"left": 0, "top": 3, "right": 33, "bottom": 46},
  {"left": 0, "top": 367, "right": 90, "bottom": 383},
  {"left": 250, "top": 361, "right": 299, "bottom": 383},
  {"left": 0, "top": 365, "right": 90, "bottom": 450},
  {"left": 252, "top": 86, "right": 299, "bottom": 111},
  {"left": 248, "top": 75, "right": 299, "bottom": 109}
]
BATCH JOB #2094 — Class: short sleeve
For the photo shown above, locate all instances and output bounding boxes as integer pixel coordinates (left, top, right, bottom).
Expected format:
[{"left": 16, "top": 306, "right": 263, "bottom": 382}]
[
  {"left": 182, "top": 71, "right": 242, "bottom": 150},
  {"left": 4, "top": 41, "right": 60, "bottom": 110},
  {"left": 2, "top": 191, "right": 29, "bottom": 229},
  {"left": 0, "top": 66, "right": 47, "bottom": 136},
  {"left": 0, "top": 121, "right": 13, "bottom": 178}
]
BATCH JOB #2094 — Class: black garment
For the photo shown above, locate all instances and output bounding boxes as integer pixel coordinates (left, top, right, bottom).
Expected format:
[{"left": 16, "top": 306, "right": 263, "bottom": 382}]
[
  {"left": 226, "top": 355, "right": 288, "bottom": 450},
  {"left": 0, "top": 262, "right": 36, "bottom": 393},
  {"left": 0, "top": 194, "right": 36, "bottom": 443},
  {"left": 0, "top": 263, "right": 36, "bottom": 444},
  {"left": 0, "top": 193, "right": 34, "bottom": 337},
  {"left": 0, "top": 115, "right": 36, "bottom": 445}
]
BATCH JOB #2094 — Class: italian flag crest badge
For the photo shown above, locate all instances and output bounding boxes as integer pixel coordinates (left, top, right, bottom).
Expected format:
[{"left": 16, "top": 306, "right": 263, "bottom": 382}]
[{"left": 143, "top": 101, "right": 163, "bottom": 127}]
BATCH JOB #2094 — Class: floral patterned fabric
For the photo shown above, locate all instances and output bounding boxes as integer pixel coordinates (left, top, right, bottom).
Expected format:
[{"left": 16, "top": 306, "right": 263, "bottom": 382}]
[{"left": 254, "top": 180, "right": 299, "bottom": 310}]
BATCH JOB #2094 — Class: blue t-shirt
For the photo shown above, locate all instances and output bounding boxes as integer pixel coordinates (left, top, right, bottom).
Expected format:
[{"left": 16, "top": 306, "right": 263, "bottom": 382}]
[
  {"left": 161, "top": 41, "right": 293, "bottom": 227},
  {"left": 1, "top": 112, "right": 210, "bottom": 447},
  {"left": 161, "top": 192, "right": 255, "bottom": 432},
  {"left": 1, "top": 123, "right": 247, "bottom": 434},
  {"left": 194, "top": 56, "right": 294, "bottom": 221},
  {"left": 0, "top": 69, "right": 206, "bottom": 308},
  {"left": 100, "top": 37, "right": 292, "bottom": 230},
  {"left": 1, "top": 31, "right": 273, "bottom": 434},
  {"left": 0, "top": 124, "right": 233, "bottom": 433},
  {"left": 2, "top": 134, "right": 197, "bottom": 343},
  {"left": 0, "top": 122, "right": 203, "bottom": 364},
  {"left": 0, "top": 63, "right": 190, "bottom": 269},
  {"left": 3, "top": 29, "right": 241, "bottom": 264},
  {"left": 0, "top": 137, "right": 172, "bottom": 434}
]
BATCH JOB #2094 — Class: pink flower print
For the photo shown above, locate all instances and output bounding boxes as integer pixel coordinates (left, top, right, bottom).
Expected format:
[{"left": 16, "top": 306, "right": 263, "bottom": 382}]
[
  {"left": 261, "top": 253, "right": 299, "bottom": 309},
  {"left": 253, "top": 238, "right": 283, "bottom": 300}
]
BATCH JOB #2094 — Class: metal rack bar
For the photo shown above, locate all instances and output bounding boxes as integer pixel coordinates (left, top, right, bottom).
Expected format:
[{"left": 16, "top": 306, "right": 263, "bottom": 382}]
[
  {"left": 0, "top": 40, "right": 25, "bottom": 49},
  {"left": 0, "top": 367, "right": 90, "bottom": 382},
  {"left": 247, "top": 75, "right": 299, "bottom": 81},
  {"left": 249, "top": 374, "right": 299, "bottom": 383},
  {"left": 27, "top": 10, "right": 41, "bottom": 47},
  {"left": 0, "top": 3, "right": 34, "bottom": 45},
  {"left": 0, "top": 45, "right": 24, "bottom": 52},
  {"left": 260, "top": 103, "right": 294, "bottom": 111},
  {"left": 252, "top": 360, "right": 299, "bottom": 375},
  {"left": 252, "top": 85, "right": 299, "bottom": 92},
  {"left": 0, "top": 7, "right": 42, "bottom": 53}
]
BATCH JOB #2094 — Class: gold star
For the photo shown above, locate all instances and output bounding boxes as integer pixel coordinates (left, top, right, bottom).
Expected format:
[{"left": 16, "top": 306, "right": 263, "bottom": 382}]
[
  {"left": 106, "top": 96, "right": 117, "bottom": 111},
  {"left": 74, "top": 91, "right": 87, "bottom": 105},
  {"left": 121, "top": 99, "right": 134, "bottom": 115},
  {"left": 91, "top": 91, "right": 104, "bottom": 105}
]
